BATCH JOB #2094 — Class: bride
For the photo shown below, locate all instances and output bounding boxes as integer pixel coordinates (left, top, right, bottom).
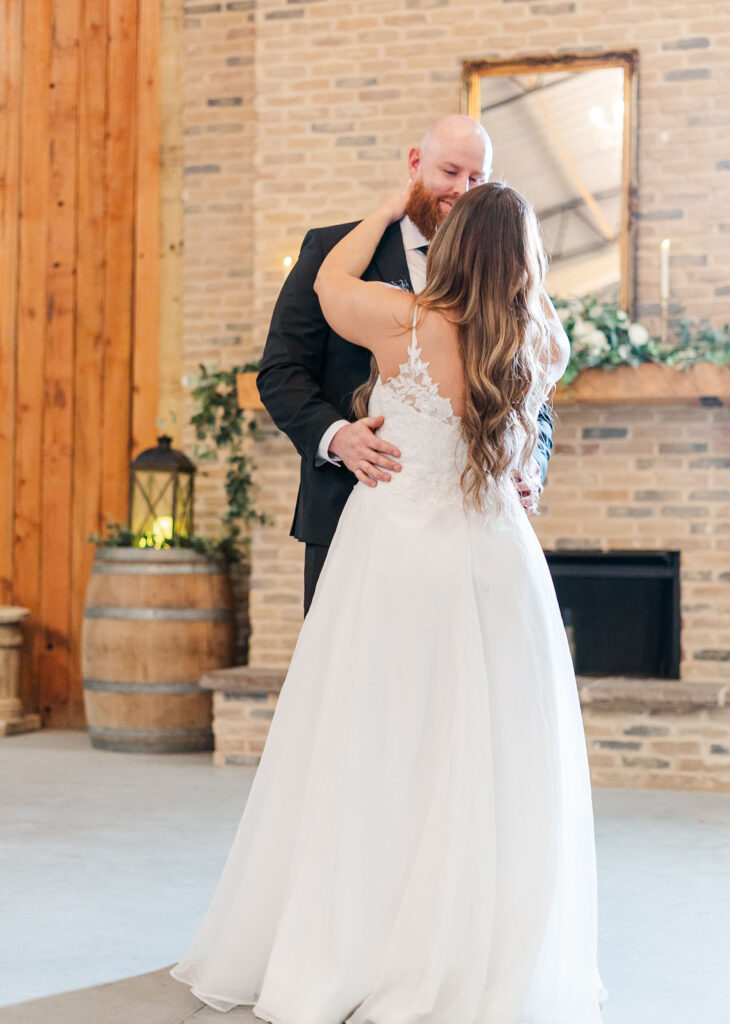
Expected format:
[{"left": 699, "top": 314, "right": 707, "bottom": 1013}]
[{"left": 170, "top": 181, "right": 607, "bottom": 1022}]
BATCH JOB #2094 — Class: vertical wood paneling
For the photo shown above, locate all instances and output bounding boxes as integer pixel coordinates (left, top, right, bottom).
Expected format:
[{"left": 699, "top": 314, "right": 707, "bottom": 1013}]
[
  {"left": 2, "top": 0, "right": 163, "bottom": 725},
  {"left": 14, "top": 0, "right": 52, "bottom": 715},
  {"left": 38, "top": 0, "right": 80, "bottom": 725},
  {"left": 0, "top": 0, "right": 22, "bottom": 606},
  {"left": 102, "top": 0, "right": 138, "bottom": 522},
  {"left": 159, "top": 0, "right": 184, "bottom": 443},
  {"left": 69, "top": 0, "right": 109, "bottom": 727},
  {"left": 132, "top": 0, "right": 161, "bottom": 457}
]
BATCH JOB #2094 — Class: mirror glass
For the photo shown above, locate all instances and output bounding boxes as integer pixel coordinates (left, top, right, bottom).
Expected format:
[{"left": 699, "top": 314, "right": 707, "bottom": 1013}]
[{"left": 469, "top": 60, "right": 634, "bottom": 309}]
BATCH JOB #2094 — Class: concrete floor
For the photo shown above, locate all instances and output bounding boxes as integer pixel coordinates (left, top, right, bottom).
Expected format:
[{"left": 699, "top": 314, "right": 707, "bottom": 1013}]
[{"left": 1, "top": 730, "right": 729, "bottom": 1024}]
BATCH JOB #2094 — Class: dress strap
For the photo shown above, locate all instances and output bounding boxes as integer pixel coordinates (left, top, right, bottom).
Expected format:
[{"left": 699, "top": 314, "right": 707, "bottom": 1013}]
[{"left": 410, "top": 304, "right": 419, "bottom": 353}]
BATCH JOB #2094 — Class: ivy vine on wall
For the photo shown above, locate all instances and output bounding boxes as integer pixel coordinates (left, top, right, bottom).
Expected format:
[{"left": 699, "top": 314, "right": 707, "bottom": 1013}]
[{"left": 189, "top": 362, "right": 269, "bottom": 561}]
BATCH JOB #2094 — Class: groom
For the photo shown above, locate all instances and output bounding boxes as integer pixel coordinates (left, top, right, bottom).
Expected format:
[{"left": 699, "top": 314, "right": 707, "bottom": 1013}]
[{"left": 258, "top": 115, "right": 555, "bottom": 613}]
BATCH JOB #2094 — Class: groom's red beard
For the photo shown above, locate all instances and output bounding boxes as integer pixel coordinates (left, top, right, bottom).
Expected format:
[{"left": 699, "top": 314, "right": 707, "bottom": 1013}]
[{"left": 404, "top": 179, "right": 459, "bottom": 241}]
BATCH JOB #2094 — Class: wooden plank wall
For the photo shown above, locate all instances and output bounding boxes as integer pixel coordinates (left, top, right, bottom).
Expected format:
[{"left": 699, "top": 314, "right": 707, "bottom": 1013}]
[{"left": 0, "top": 0, "right": 161, "bottom": 726}]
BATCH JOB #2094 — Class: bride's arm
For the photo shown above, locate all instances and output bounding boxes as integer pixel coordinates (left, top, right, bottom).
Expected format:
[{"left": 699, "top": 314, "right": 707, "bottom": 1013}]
[
  {"left": 541, "top": 292, "right": 570, "bottom": 384},
  {"left": 313, "top": 190, "right": 412, "bottom": 348},
  {"left": 514, "top": 293, "right": 567, "bottom": 510}
]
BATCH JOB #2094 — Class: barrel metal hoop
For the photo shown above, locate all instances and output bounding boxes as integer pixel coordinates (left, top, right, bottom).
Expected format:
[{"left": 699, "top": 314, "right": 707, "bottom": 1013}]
[
  {"left": 83, "top": 607, "right": 233, "bottom": 622},
  {"left": 83, "top": 678, "right": 205, "bottom": 695},
  {"left": 90, "top": 738, "right": 214, "bottom": 754},
  {"left": 88, "top": 725, "right": 212, "bottom": 738},
  {"left": 88, "top": 726, "right": 214, "bottom": 753},
  {"left": 92, "top": 563, "right": 222, "bottom": 575},
  {"left": 93, "top": 548, "right": 223, "bottom": 564}
]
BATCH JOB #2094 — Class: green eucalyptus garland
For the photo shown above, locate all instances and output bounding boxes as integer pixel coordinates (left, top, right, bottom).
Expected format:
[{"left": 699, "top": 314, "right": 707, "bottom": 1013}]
[
  {"left": 87, "top": 521, "right": 243, "bottom": 563},
  {"left": 553, "top": 296, "right": 730, "bottom": 386}
]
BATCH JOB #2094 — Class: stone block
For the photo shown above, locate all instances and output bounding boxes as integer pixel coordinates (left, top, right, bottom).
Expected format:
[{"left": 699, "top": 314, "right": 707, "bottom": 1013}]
[
  {"left": 621, "top": 756, "right": 671, "bottom": 769},
  {"left": 622, "top": 724, "right": 670, "bottom": 736},
  {"left": 201, "top": 665, "right": 287, "bottom": 693},
  {"left": 647, "top": 739, "right": 702, "bottom": 756},
  {"left": 577, "top": 678, "right": 727, "bottom": 715}
]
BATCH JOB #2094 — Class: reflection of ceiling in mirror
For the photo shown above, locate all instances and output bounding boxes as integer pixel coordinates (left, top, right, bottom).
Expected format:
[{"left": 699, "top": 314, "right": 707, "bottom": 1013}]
[{"left": 480, "top": 67, "right": 624, "bottom": 300}]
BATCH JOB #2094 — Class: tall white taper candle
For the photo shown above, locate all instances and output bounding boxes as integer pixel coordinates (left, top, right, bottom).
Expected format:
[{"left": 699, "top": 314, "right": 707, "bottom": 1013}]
[{"left": 660, "top": 238, "right": 671, "bottom": 302}]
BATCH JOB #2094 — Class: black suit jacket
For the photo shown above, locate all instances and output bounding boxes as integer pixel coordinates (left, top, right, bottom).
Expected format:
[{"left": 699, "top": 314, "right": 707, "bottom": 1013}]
[{"left": 257, "top": 220, "right": 554, "bottom": 547}]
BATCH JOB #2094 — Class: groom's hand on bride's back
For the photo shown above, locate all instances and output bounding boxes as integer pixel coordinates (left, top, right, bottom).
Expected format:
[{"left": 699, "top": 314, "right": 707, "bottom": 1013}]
[
  {"left": 328, "top": 416, "right": 402, "bottom": 487},
  {"left": 513, "top": 458, "right": 543, "bottom": 515}
]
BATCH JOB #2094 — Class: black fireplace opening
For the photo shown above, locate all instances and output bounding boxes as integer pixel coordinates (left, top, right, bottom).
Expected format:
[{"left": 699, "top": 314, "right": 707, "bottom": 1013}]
[{"left": 544, "top": 550, "right": 681, "bottom": 679}]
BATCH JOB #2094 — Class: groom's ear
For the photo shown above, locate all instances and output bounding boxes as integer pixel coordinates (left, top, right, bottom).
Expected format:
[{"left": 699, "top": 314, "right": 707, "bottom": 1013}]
[{"left": 407, "top": 147, "right": 421, "bottom": 178}]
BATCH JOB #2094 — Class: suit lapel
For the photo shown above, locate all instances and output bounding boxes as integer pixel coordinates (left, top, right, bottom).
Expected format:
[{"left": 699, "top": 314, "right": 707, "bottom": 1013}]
[{"left": 370, "top": 221, "right": 413, "bottom": 293}]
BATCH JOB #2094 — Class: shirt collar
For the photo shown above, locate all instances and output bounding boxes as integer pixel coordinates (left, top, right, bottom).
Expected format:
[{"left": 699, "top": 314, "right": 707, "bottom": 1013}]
[{"left": 399, "top": 215, "right": 430, "bottom": 252}]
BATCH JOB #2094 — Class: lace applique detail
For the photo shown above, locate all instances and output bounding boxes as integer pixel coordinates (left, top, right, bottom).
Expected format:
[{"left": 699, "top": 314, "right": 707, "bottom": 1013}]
[
  {"left": 366, "top": 304, "right": 524, "bottom": 515},
  {"left": 382, "top": 308, "right": 460, "bottom": 427}
]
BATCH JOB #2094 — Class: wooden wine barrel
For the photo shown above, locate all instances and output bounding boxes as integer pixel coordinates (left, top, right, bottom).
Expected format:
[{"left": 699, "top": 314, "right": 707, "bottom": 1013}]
[{"left": 81, "top": 547, "right": 234, "bottom": 753}]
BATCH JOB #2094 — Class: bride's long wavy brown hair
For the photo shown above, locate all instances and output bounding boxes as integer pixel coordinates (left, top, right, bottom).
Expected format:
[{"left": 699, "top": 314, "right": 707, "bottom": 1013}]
[{"left": 352, "top": 181, "right": 553, "bottom": 513}]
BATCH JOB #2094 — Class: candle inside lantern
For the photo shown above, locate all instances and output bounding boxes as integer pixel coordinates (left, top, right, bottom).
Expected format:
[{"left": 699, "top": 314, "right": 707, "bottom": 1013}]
[
  {"left": 660, "top": 238, "right": 671, "bottom": 302},
  {"left": 282, "top": 255, "right": 293, "bottom": 283},
  {"left": 151, "top": 516, "right": 173, "bottom": 547}
]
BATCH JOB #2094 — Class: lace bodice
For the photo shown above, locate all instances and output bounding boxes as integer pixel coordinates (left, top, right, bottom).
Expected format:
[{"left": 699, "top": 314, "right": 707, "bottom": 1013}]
[{"left": 367, "top": 307, "right": 522, "bottom": 518}]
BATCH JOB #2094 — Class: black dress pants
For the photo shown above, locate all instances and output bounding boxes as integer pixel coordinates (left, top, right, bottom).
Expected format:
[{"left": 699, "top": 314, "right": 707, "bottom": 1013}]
[{"left": 303, "top": 543, "right": 330, "bottom": 616}]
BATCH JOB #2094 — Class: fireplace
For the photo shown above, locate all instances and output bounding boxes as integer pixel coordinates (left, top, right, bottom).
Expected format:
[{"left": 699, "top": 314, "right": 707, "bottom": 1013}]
[{"left": 544, "top": 550, "right": 681, "bottom": 679}]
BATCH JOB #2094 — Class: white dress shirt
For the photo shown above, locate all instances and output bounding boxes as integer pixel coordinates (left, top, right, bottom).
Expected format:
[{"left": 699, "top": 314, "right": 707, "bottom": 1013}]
[{"left": 316, "top": 215, "right": 429, "bottom": 467}]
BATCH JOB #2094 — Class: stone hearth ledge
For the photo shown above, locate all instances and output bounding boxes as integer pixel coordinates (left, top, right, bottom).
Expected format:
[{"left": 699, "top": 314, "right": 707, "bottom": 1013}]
[
  {"left": 201, "top": 668, "right": 730, "bottom": 790},
  {"left": 577, "top": 677, "right": 729, "bottom": 714},
  {"left": 200, "top": 667, "right": 729, "bottom": 712}
]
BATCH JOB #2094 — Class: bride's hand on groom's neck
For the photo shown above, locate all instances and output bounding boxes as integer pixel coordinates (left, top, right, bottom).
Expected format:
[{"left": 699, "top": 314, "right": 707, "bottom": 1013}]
[
  {"left": 316, "top": 184, "right": 412, "bottom": 292},
  {"left": 374, "top": 183, "right": 412, "bottom": 225}
]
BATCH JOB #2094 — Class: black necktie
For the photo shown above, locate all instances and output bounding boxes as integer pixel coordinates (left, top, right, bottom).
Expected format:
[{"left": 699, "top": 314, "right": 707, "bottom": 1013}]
[{"left": 415, "top": 244, "right": 429, "bottom": 256}]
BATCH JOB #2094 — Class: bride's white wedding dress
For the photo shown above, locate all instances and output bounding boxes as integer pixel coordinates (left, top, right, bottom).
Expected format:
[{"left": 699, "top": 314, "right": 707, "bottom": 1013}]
[{"left": 170, "top": 312, "right": 607, "bottom": 1022}]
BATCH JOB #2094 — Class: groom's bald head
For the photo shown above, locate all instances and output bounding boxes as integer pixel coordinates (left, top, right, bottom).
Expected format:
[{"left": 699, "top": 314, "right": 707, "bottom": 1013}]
[
  {"left": 405, "top": 115, "right": 493, "bottom": 239},
  {"left": 419, "top": 115, "right": 493, "bottom": 170}
]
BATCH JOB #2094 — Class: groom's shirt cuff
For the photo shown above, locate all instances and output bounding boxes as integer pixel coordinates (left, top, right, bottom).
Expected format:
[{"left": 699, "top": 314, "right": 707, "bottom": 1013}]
[{"left": 315, "top": 419, "right": 350, "bottom": 466}]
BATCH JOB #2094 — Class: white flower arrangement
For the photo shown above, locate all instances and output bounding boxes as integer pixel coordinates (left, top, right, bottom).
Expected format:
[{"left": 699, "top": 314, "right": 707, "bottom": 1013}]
[{"left": 552, "top": 296, "right": 730, "bottom": 385}]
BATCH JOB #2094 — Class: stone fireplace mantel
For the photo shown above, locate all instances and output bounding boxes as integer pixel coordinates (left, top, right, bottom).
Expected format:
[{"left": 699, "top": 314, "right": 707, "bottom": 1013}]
[{"left": 555, "top": 362, "right": 730, "bottom": 405}]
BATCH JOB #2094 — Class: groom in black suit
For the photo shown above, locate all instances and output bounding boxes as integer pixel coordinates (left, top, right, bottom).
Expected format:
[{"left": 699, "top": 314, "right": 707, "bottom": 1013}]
[{"left": 258, "top": 115, "right": 555, "bottom": 613}]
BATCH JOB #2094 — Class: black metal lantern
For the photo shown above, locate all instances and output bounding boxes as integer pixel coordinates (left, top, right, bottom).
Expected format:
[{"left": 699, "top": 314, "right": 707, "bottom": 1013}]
[{"left": 129, "top": 436, "right": 196, "bottom": 547}]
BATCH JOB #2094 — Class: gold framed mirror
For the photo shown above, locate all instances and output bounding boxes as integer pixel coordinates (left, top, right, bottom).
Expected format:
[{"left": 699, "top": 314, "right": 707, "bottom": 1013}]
[{"left": 463, "top": 52, "right": 638, "bottom": 315}]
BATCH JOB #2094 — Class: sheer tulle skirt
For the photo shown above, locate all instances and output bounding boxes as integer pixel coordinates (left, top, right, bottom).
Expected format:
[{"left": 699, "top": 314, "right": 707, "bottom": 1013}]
[{"left": 170, "top": 482, "right": 607, "bottom": 1021}]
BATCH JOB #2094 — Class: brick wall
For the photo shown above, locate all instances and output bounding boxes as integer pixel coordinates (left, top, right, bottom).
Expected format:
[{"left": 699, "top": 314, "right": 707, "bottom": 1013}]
[
  {"left": 179, "top": 0, "right": 730, "bottom": 668},
  {"left": 582, "top": 704, "right": 730, "bottom": 792},
  {"left": 181, "top": 2, "right": 257, "bottom": 660}
]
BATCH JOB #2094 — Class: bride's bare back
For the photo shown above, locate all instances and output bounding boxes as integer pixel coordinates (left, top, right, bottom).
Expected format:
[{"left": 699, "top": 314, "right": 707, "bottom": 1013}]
[{"left": 376, "top": 304, "right": 467, "bottom": 421}]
